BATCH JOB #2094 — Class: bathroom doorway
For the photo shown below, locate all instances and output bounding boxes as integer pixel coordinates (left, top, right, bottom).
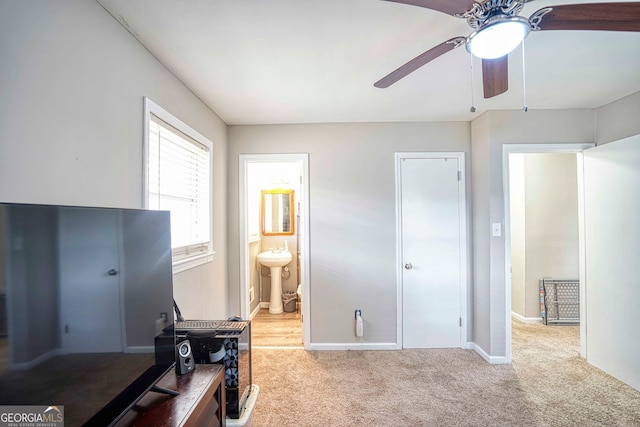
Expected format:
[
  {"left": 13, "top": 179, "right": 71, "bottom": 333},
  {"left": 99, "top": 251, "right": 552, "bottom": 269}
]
[{"left": 238, "top": 154, "right": 310, "bottom": 348}]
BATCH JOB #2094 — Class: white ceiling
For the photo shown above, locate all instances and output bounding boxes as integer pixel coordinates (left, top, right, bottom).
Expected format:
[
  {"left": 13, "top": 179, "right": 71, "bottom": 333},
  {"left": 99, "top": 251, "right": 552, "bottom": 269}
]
[{"left": 96, "top": 0, "right": 640, "bottom": 125}]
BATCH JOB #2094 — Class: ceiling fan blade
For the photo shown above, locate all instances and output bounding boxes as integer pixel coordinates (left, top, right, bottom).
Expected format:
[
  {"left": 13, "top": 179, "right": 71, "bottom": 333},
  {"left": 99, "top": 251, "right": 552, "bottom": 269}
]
[
  {"left": 534, "top": 2, "right": 640, "bottom": 32},
  {"left": 374, "top": 37, "right": 465, "bottom": 88},
  {"left": 382, "top": 0, "right": 476, "bottom": 16},
  {"left": 482, "top": 56, "right": 508, "bottom": 99}
]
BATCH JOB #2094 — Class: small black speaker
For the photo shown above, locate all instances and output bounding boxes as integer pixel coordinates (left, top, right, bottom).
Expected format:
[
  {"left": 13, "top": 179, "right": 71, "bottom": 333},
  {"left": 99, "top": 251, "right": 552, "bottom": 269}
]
[{"left": 176, "top": 340, "right": 195, "bottom": 375}]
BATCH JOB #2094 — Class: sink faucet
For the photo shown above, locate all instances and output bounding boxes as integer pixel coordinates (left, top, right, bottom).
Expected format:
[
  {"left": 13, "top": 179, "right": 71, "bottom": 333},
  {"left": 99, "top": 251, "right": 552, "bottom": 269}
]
[{"left": 269, "top": 242, "right": 288, "bottom": 253}]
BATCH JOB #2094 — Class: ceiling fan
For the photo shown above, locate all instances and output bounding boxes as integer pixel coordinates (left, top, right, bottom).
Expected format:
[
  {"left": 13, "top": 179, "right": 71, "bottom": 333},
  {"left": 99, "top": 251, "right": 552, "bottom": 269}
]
[{"left": 374, "top": 1, "right": 640, "bottom": 99}]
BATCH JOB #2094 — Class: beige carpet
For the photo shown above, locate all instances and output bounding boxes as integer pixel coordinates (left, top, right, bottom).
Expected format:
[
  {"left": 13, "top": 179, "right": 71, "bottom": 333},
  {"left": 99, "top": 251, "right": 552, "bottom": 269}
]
[{"left": 251, "top": 322, "right": 640, "bottom": 426}]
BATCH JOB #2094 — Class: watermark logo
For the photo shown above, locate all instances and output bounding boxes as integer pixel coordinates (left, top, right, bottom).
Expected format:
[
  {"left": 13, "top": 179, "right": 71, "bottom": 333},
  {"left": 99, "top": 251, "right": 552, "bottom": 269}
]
[{"left": 0, "top": 405, "right": 64, "bottom": 427}]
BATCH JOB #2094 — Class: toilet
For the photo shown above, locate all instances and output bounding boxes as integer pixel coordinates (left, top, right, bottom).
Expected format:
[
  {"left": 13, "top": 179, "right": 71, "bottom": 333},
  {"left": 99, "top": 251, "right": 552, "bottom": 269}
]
[{"left": 297, "top": 283, "right": 302, "bottom": 313}]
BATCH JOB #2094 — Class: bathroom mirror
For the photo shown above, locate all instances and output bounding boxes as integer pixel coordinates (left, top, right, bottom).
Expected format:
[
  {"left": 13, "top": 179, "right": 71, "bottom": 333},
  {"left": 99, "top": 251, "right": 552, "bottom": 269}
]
[{"left": 261, "top": 189, "right": 294, "bottom": 236}]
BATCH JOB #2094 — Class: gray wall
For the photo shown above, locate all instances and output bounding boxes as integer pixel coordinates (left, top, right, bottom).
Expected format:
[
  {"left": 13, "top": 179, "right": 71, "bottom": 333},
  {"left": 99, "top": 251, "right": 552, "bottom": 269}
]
[
  {"left": 0, "top": 0, "right": 229, "bottom": 319},
  {"left": 228, "top": 123, "right": 471, "bottom": 345},
  {"left": 596, "top": 91, "right": 640, "bottom": 144}
]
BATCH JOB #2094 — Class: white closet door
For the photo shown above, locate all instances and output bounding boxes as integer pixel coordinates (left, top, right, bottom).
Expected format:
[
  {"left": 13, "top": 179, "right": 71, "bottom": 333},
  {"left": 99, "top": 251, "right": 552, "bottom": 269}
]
[{"left": 400, "top": 156, "right": 463, "bottom": 348}]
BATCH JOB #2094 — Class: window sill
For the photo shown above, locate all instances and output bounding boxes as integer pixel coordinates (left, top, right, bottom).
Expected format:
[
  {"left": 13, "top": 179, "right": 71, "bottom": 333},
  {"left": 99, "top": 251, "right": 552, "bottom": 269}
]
[{"left": 173, "top": 251, "right": 216, "bottom": 274}]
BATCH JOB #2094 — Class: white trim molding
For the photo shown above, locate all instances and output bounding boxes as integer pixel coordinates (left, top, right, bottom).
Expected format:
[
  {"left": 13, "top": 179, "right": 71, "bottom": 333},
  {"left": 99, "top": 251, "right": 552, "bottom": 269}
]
[
  {"left": 511, "top": 312, "right": 543, "bottom": 324},
  {"left": 470, "top": 342, "right": 509, "bottom": 364},
  {"left": 309, "top": 342, "right": 400, "bottom": 351}
]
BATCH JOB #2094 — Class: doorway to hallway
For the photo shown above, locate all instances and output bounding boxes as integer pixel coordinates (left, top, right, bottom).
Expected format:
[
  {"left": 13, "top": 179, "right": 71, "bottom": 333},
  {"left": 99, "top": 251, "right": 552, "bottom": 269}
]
[{"left": 502, "top": 143, "right": 594, "bottom": 362}]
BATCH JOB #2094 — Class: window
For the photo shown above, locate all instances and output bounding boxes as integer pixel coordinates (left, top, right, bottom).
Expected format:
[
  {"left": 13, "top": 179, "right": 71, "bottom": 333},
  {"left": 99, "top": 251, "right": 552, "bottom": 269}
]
[{"left": 144, "top": 98, "right": 213, "bottom": 272}]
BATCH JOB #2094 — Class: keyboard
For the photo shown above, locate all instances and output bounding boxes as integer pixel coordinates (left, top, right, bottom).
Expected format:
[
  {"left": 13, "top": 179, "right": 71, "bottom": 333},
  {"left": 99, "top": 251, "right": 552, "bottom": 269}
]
[
  {"left": 216, "top": 321, "right": 248, "bottom": 332},
  {"left": 174, "top": 319, "right": 248, "bottom": 333},
  {"left": 175, "top": 320, "right": 221, "bottom": 330}
]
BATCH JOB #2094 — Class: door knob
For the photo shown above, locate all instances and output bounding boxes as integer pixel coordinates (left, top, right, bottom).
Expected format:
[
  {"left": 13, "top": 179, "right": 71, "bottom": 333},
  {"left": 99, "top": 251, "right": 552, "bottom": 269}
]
[
  {"left": 108, "top": 269, "right": 118, "bottom": 276},
  {"left": 404, "top": 263, "right": 413, "bottom": 270}
]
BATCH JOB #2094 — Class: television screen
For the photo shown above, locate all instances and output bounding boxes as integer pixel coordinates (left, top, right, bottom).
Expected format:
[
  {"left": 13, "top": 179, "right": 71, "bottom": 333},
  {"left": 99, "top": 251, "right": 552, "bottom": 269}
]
[{"left": 0, "top": 203, "right": 175, "bottom": 426}]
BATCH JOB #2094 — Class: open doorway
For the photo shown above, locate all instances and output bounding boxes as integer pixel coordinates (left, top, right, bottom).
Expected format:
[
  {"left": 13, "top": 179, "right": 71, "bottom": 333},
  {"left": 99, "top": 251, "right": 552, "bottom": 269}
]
[
  {"left": 238, "top": 154, "right": 310, "bottom": 348},
  {"left": 503, "top": 143, "right": 594, "bottom": 362},
  {"left": 508, "top": 153, "right": 579, "bottom": 324},
  {"left": 508, "top": 152, "right": 581, "bottom": 367}
]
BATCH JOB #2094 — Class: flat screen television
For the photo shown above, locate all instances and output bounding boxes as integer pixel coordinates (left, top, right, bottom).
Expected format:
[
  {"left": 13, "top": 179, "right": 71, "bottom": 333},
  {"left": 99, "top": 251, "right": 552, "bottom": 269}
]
[{"left": 0, "top": 203, "right": 176, "bottom": 426}]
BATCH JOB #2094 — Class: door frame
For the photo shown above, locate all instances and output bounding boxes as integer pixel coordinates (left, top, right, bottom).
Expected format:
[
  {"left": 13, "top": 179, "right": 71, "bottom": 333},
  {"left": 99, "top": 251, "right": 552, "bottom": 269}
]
[
  {"left": 502, "top": 143, "right": 594, "bottom": 363},
  {"left": 395, "top": 152, "right": 468, "bottom": 349},
  {"left": 238, "top": 153, "right": 310, "bottom": 348}
]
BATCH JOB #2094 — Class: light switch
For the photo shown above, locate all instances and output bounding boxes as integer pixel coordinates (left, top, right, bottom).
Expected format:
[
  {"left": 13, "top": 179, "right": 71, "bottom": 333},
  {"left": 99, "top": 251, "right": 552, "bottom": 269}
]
[{"left": 492, "top": 223, "right": 502, "bottom": 237}]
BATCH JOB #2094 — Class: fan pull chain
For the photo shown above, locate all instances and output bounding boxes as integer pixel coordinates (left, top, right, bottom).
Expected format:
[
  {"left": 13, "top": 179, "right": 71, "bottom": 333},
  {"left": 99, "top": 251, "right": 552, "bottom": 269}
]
[
  {"left": 469, "top": 54, "right": 476, "bottom": 113},
  {"left": 522, "top": 39, "right": 528, "bottom": 113}
]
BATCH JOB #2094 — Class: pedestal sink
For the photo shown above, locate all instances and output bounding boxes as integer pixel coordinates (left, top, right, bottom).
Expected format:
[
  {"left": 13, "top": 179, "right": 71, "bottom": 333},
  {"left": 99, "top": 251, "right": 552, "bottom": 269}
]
[{"left": 257, "top": 250, "right": 292, "bottom": 314}]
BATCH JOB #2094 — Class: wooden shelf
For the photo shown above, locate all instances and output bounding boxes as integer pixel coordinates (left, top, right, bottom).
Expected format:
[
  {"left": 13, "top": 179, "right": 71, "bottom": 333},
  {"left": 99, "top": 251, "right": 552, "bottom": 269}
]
[{"left": 117, "top": 364, "right": 226, "bottom": 427}]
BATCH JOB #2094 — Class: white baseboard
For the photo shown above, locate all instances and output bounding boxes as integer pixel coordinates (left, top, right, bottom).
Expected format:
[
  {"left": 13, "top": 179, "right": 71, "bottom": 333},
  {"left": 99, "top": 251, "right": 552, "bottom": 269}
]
[
  {"left": 511, "top": 311, "right": 543, "bottom": 324},
  {"left": 307, "top": 340, "right": 510, "bottom": 364},
  {"left": 463, "top": 341, "right": 475, "bottom": 350},
  {"left": 308, "top": 342, "right": 400, "bottom": 351},
  {"left": 469, "top": 342, "right": 509, "bottom": 364},
  {"left": 250, "top": 304, "right": 262, "bottom": 319}
]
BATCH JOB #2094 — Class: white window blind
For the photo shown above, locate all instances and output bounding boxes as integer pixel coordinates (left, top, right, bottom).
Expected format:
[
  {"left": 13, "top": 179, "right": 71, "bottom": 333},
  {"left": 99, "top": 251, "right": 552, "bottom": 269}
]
[{"left": 147, "top": 113, "right": 211, "bottom": 263}]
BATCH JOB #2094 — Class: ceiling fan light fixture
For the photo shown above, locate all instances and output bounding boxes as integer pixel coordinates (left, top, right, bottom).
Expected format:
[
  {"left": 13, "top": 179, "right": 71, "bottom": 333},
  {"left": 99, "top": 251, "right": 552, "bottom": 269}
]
[{"left": 466, "top": 16, "right": 531, "bottom": 59}]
